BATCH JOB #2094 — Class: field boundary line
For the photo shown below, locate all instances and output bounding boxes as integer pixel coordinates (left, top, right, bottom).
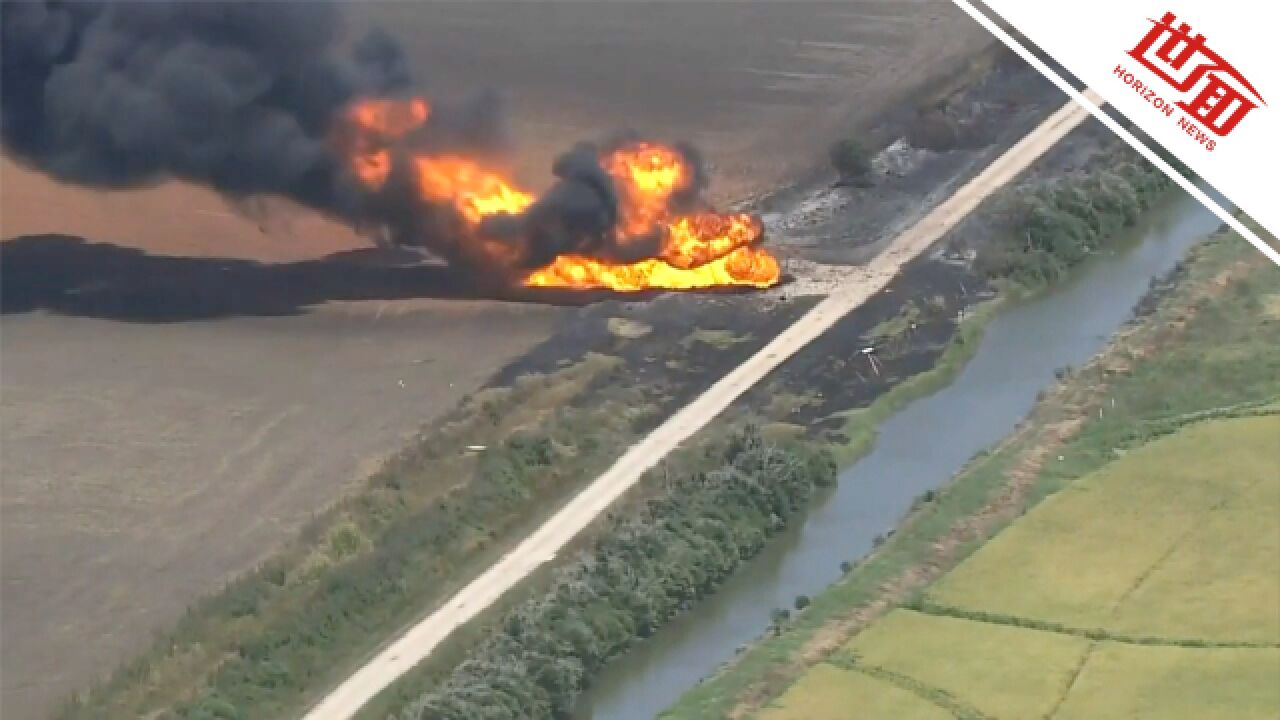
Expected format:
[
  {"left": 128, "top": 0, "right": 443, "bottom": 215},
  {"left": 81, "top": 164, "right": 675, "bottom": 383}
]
[
  {"left": 1123, "top": 398, "right": 1280, "bottom": 443},
  {"left": 846, "top": 662, "right": 992, "bottom": 720},
  {"left": 909, "top": 604, "right": 1280, "bottom": 649},
  {"left": 1109, "top": 473, "right": 1267, "bottom": 616},
  {"left": 1044, "top": 642, "right": 1095, "bottom": 720}
]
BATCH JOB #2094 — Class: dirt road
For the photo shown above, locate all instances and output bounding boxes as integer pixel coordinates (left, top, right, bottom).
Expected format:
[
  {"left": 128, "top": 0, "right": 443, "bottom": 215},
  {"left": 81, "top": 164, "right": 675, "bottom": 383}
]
[{"left": 303, "top": 94, "right": 1101, "bottom": 720}]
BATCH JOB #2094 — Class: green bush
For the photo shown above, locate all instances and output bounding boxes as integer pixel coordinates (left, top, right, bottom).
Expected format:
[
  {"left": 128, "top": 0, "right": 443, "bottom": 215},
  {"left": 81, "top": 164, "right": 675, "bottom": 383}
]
[
  {"left": 829, "top": 138, "right": 872, "bottom": 182},
  {"left": 398, "top": 428, "right": 835, "bottom": 720},
  {"left": 977, "top": 151, "right": 1173, "bottom": 289}
]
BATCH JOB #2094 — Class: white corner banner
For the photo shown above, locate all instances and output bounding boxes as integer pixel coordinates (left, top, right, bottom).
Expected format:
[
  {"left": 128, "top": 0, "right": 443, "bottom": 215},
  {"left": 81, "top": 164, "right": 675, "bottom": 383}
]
[{"left": 960, "top": 0, "right": 1279, "bottom": 260}]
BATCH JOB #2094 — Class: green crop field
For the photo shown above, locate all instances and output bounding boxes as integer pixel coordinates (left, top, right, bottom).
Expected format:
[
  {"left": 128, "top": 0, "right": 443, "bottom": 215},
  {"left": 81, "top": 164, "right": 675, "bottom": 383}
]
[
  {"left": 751, "top": 415, "right": 1280, "bottom": 720},
  {"left": 1053, "top": 644, "right": 1280, "bottom": 720},
  {"left": 928, "top": 415, "right": 1280, "bottom": 643},
  {"left": 767, "top": 610, "right": 1279, "bottom": 720},
  {"left": 758, "top": 663, "right": 951, "bottom": 720},
  {"left": 840, "top": 609, "right": 1089, "bottom": 719}
]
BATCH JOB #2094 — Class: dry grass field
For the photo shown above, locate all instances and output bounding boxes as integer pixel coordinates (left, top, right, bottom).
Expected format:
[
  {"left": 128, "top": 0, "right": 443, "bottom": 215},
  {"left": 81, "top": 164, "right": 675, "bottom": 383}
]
[
  {"left": 0, "top": 3, "right": 991, "bottom": 717},
  {"left": 0, "top": 300, "right": 560, "bottom": 717}
]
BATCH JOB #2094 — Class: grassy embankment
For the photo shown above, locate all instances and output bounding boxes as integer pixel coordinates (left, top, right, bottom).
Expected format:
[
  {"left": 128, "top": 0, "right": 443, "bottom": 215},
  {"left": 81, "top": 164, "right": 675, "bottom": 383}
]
[
  {"left": 666, "top": 224, "right": 1279, "bottom": 719},
  {"left": 395, "top": 428, "right": 836, "bottom": 719}
]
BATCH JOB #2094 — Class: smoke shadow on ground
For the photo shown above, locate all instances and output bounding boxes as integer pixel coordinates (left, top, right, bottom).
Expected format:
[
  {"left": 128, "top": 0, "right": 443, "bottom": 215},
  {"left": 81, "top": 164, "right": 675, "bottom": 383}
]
[{"left": 0, "top": 234, "right": 644, "bottom": 322}]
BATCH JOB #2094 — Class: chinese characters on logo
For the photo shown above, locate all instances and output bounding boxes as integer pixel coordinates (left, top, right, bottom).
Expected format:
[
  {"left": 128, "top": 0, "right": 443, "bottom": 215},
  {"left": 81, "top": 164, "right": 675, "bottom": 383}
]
[{"left": 1113, "top": 11, "right": 1265, "bottom": 151}]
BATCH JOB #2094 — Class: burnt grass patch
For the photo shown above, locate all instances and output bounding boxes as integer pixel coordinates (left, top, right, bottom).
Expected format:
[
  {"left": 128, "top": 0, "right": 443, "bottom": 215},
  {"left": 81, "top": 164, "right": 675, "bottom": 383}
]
[
  {"left": 488, "top": 290, "right": 821, "bottom": 413},
  {"left": 738, "top": 256, "right": 985, "bottom": 442},
  {"left": 759, "top": 47, "right": 1069, "bottom": 266}
]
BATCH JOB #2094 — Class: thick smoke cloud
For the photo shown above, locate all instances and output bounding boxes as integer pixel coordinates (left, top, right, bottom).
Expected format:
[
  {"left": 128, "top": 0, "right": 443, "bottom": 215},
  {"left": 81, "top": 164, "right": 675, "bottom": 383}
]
[
  {"left": 2, "top": 1, "right": 721, "bottom": 281},
  {"left": 484, "top": 142, "right": 620, "bottom": 269},
  {"left": 1, "top": 1, "right": 411, "bottom": 213},
  {"left": 486, "top": 135, "right": 711, "bottom": 270}
]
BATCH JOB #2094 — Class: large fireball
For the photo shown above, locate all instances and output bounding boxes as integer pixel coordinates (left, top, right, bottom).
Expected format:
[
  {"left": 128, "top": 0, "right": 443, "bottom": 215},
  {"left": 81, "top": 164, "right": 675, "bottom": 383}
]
[{"left": 339, "top": 98, "right": 781, "bottom": 292}]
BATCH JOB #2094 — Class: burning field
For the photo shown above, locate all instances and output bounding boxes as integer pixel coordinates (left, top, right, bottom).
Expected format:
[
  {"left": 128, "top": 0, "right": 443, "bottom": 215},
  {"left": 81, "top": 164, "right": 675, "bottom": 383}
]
[
  {"left": 3, "top": 2, "right": 779, "bottom": 295},
  {"left": 338, "top": 98, "right": 779, "bottom": 291}
]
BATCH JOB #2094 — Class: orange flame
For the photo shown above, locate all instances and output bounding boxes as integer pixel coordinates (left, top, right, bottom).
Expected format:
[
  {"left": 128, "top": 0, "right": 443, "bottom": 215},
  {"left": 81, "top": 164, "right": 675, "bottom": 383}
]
[
  {"left": 337, "top": 98, "right": 780, "bottom": 292},
  {"left": 526, "top": 142, "right": 779, "bottom": 291},
  {"left": 603, "top": 141, "right": 692, "bottom": 237},
  {"left": 662, "top": 212, "right": 763, "bottom": 269},
  {"left": 524, "top": 246, "right": 780, "bottom": 291},
  {"left": 341, "top": 98, "right": 430, "bottom": 189},
  {"left": 412, "top": 156, "right": 534, "bottom": 225}
]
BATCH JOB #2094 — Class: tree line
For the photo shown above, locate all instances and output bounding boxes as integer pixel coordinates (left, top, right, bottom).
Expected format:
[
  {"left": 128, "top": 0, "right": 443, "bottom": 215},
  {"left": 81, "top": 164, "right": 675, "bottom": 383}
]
[
  {"left": 398, "top": 427, "right": 836, "bottom": 719},
  {"left": 978, "top": 151, "right": 1174, "bottom": 289}
]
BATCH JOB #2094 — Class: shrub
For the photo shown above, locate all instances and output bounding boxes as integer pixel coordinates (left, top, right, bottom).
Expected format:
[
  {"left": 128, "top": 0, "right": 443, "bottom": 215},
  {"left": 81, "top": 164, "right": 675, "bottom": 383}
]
[
  {"left": 398, "top": 428, "right": 835, "bottom": 719},
  {"left": 829, "top": 138, "right": 872, "bottom": 182},
  {"left": 976, "top": 149, "right": 1173, "bottom": 290}
]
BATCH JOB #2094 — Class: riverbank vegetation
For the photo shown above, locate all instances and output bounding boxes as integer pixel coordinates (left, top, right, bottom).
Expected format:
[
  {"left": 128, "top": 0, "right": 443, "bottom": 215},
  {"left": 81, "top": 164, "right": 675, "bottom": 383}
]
[
  {"left": 978, "top": 152, "right": 1173, "bottom": 290},
  {"left": 665, "top": 224, "right": 1278, "bottom": 718},
  {"left": 397, "top": 428, "right": 835, "bottom": 719}
]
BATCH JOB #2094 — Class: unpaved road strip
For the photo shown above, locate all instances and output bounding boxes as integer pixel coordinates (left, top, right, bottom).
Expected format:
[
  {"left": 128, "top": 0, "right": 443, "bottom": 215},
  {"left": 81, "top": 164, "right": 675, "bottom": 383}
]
[{"left": 304, "top": 93, "right": 1099, "bottom": 720}]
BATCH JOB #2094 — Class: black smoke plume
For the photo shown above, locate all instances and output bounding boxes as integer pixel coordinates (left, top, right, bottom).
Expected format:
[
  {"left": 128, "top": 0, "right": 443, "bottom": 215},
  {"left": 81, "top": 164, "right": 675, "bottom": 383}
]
[
  {"left": 2, "top": 1, "right": 721, "bottom": 280},
  {"left": 481, "top": 134, "right": 712, "bottom": 270},
  {"left": 2, "top": 2, "right": 408, "bottom": 212}
]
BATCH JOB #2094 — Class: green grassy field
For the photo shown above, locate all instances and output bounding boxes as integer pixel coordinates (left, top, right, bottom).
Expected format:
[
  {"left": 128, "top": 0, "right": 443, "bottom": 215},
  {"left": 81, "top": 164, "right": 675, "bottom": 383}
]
[
  {"left": 800, "top": 609, "right": 1280, "bottom": 720},
  {"left": 1053, "top": 644, "right": 1280, "bottom": 720},
  {"left": 841, "top": 610, "right": 1089, "bottom": 719},
  {"left": 928, "top": 415, "right": 1280, "bottom": 643},
  {"left": 758, "top": 663, "right": 951, "bottom": 720},
  {"left": 751, "top": 414, "right": 1279, "bottom": 720}
]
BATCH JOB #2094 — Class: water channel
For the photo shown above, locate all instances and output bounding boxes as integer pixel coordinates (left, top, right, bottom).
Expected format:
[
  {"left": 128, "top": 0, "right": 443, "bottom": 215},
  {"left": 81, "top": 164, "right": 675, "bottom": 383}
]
[{"left": 575, "top": 189, "right": 1222, "bottom": 719}]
